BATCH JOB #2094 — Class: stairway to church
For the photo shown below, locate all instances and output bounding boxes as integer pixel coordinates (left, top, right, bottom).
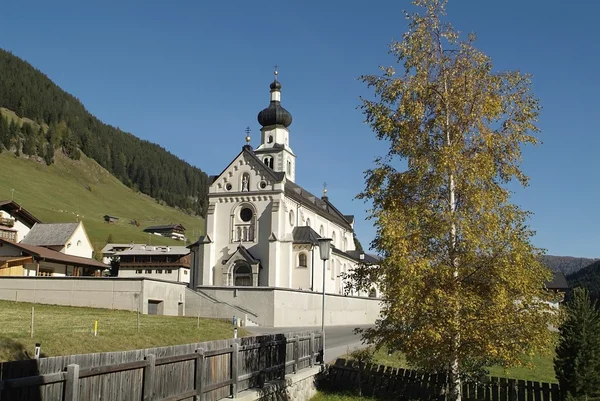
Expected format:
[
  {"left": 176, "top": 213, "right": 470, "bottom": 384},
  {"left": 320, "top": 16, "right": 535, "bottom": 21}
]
[{"left": 184, "top": 287, "right": 260, "bottom": 326}]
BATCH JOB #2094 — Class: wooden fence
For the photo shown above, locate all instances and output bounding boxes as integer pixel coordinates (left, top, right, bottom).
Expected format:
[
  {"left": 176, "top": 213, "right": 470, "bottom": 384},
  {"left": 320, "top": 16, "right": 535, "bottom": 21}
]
[
  {"left": 325, "top": 359, "right": 561, "bottom": 401},
  {"left": 0, "top": 330, "right": 322, "bottom": 401}
]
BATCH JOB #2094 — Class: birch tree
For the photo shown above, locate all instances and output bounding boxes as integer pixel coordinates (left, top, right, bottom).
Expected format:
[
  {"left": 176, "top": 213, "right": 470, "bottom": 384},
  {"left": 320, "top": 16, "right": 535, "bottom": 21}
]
[{"left": 350, "top": 1, "right": 559, "bottom": 399}]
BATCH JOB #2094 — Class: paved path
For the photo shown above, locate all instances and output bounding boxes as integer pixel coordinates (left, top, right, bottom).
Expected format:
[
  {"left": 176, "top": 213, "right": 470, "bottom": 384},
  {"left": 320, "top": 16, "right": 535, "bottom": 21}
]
[{"left": 245, "top": 324, "right": 372, "bottom": 362}]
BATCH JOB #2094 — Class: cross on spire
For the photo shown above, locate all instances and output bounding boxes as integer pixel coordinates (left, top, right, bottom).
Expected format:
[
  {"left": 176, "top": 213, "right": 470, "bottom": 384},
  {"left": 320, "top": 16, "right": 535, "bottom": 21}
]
[
  {"left": 273, "top": 65, "right": 278, "bottom": 81},
  {"left": 245, "top": 126, "right": 251, "bottom": 144},
  {"left": 323, "top": 182, "right": 328, "bottom": 196}
]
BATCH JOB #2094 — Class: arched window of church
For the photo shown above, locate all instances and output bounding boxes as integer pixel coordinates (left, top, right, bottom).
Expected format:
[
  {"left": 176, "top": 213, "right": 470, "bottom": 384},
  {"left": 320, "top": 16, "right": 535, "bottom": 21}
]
[
  {"left": 298, "top": 253, "right": 307, "bottom": 268},
  {"left": 241, "top": 173, "right": 250, "bottom": 192},
  {"left": 233, "top": 263, "right": 252, "bottom": 286},
  {"left": 331, "top": 259, "right": 336, "bottom": 280},
  {"left": 289, "top": 210, "right": 295, "bottom": 227},
  {"left": 263, "top": 156, "right": 273, "bottom": 169},
  {"left": 268, "top": 135, "right": 273, "bottom": 143},
  {"left": 343, "top": 237, "right": 347, "bottom": 252},
  {"left": 287, "top": 160, "right": 291, "bottom": 175},
  {"left": 233, "top": 204, "right": 256, "bottom": 243},
  {"left": 306, "top": 218, "right": 311, "bottom": 227},
  {"left": 332, "top": 231, "right": 337, "bottom": 248},
  {"left": 319, "top": 225, "right": 324, "bottom": 236}
]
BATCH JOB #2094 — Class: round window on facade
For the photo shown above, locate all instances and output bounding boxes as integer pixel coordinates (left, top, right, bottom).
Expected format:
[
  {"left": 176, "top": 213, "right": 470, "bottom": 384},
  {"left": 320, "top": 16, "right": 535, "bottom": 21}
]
[
  {"left": 259, "top": 181, "right": 267, "bottom": 189},
  {"left": 240, "top": 207, "right": 253, "bottom": 222},
  {"left": 226, "top": 183, "right": 232, "bottom": 191}
]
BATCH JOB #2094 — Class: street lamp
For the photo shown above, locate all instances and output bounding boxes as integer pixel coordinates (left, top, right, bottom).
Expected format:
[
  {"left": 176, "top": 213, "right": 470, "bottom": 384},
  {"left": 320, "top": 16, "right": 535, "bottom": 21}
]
[{"left": 317, "top": 237, "right": 332, "bottom": 363}]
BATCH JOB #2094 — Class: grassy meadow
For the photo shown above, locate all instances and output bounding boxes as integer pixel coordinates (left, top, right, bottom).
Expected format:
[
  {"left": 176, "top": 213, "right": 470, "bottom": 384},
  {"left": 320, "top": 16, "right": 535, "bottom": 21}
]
[
  {"left": 0, "top": 300, "right": 244, "bottom": 362},
  {"left": 345, "top": 347, "right": 557, "bottom": 383},
  {"left": 0, "top": 150, "right": 205, "bottom": 254}
]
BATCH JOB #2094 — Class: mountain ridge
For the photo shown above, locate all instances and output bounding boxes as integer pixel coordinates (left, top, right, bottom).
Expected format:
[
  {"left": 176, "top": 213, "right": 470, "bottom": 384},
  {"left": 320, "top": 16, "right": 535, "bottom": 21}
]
[{"left": 0, "top": 48, "right": 209, "bottom": 217}]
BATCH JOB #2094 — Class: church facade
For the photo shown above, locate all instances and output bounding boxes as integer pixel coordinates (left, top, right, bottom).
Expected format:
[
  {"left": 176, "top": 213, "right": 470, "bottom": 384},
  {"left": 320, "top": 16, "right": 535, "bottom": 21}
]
[{"left": 189, "top": 74, "right": 377, "bottom": 298}]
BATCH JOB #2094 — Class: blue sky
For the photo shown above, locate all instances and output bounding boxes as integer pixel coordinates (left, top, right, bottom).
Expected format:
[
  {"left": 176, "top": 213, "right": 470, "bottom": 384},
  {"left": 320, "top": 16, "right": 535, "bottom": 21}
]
[{"left": 1, "top": 0, "right": 598, "bottom": 258}]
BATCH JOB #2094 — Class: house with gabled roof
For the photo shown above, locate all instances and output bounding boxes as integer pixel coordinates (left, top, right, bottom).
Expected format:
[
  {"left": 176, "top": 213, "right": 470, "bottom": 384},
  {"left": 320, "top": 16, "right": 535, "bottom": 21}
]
[
  {"left": 21, "top": 221, "right": 93, "bottom": 259},
  {"left": 0, "top": 239, "right": 106, "bottom": 276},
  {"left": 143, "top": 224, "right": 186, "bottom": 241},
  {"left": 0, "top": 200, "right": 42, "bottom": 243}
]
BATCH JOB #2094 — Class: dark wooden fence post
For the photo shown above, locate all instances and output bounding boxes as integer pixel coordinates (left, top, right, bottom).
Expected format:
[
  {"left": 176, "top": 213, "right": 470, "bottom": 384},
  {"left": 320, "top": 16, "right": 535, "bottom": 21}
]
[
  {"left": 64, "top": 363, "right": 80, "bottom": 401},
  {"left": 195, "top": 348, "right": 205, "bottom": 401},
  {"left": 294, "top": 336, "right": 300, "bottom": 373},
  {"left": 143, "top": 354, "right": 156, "bottom": 401},
  {"left": 231, "top": 342, "right": 239, "bottom": 398}
]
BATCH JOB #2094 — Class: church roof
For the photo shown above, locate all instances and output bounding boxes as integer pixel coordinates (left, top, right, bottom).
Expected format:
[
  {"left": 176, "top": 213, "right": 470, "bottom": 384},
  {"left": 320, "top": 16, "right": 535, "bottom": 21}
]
[
  {"left": 223, "top": 245, "right": 261, "bottom": 265},
  {"left": 210, "top": 147, "right": 286, "bottom": 189},
  {"left": 284, "top": 181, "right": 353, "bottom": 231},
  {"left": 292, "top": 226, "right": 321, "bottom": 245}
]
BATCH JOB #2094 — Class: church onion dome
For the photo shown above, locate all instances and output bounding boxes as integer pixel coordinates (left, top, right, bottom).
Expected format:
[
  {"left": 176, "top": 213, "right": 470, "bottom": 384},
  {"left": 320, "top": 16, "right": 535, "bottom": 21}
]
[{"left": 257, "top": 80, "right": 293, "bottom": 128}]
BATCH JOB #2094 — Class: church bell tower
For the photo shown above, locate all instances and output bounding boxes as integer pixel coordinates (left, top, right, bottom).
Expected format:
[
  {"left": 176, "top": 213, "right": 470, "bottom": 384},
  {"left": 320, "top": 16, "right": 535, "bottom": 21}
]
[{"left": 255, "top": 70, "right": 296, "bottom": 182}]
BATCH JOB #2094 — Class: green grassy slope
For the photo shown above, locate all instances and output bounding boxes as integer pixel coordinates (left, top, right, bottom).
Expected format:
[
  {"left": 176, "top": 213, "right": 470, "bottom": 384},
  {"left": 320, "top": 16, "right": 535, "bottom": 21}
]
[
  {"left": 0, "top": 300, "right": 244, "bottom": 361},
  {"left": 0, "top": 151, "right": 204, "bottom": 253}
]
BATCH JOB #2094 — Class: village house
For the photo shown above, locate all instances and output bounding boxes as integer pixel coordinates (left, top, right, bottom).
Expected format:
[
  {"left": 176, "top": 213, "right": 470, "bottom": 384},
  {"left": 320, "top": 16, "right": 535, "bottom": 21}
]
[
  {"left": 20, "top": 221, "right": 94, "bottom": 259},
  {"left": 102, "top": 243, "right": 191, "bottom": 283},
  {"left": 143, "top": 224, "right": 186, "bottom": 241},
  {"left": 0, "top": 200, "right": 41, "bottom": 243}
]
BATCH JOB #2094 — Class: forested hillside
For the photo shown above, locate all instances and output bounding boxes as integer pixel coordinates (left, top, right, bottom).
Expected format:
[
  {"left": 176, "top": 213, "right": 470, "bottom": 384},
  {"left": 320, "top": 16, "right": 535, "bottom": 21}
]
[
  {"left": 540, "top": 255, "right": 598, "bottom": 276},
  {"left": 0, "top": 48, "right": 208, "bottom": 216},
  {"left": 567, "top": 260, "right": 600, "bottom": 306}
]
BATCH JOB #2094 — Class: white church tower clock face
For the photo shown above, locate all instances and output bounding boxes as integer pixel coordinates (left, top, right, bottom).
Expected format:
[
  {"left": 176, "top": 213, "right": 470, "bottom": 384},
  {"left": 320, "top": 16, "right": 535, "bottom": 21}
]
[{"left": 254, "top": 69, "right": 296, "bottom": 182}]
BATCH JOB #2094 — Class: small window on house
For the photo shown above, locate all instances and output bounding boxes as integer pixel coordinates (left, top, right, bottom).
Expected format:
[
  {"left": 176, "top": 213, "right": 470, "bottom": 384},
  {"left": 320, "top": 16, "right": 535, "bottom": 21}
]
[
  {"left": 298, "top": 253, "right": 308, "bottom": 268},
  {"left": 343, "top": 237, "right": 347, "bottom": 252},
  {"left": 226, "top": 183, "right": 232, "bottom": 191},
  {"left": 67, "top": 243, "right": 72, "bottom": 248},
  {"left": 268, "top": 135, "right": 273, "bottom": 143},
  {"left": 145, "top": 269, "right": 152, "bottom": 274},
  {"left": 166, "top": 269, "right": 172, "bottom": 274},
  {"left": 136, "top": 270, "right": 142, "bottom": 274},
  {"left": 319, "top": 225, "right": 324, "bottom": 236},
  {"left": 287, "top": 160, "right": 291, "bottom": 175},
  {"left": 184, "top": 270, "right": 188, "bottom": 275},
  {"left": 289, "top": 210, "right": 295, "bottom": 226},
  {"left": 259, "top": 181, "right": 267, "bottom": 189},
  {"left": 240, "top": 207, "right": 253, "bottom": 222},
  {"left": 332, "top": 231, "right": 337, "bottom": 248},
  {"left": 306, "top": 218, "right": 311, "bottom": 227},
  {"left": 77, "top": 240, "right": 82, "bottom": 246},
  {"left": 156, "top": 269, "right": 163, "bottom": 274}
]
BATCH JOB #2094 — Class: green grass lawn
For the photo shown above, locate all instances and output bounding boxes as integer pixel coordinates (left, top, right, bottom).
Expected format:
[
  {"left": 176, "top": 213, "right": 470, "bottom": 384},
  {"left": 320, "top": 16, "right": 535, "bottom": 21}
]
[
  {"left": 345, "top": 347, "right": 557, "bottom": 383},
  {"left": 0, "top": 151, "right": 205, "bottom": 254},
  {"left": 0, "top": 300, "right": 245, "bottom": 362}
]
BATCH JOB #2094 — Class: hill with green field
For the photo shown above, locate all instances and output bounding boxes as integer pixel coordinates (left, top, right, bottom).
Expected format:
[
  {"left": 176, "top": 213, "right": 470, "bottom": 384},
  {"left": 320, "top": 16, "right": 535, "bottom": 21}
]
[
  {"left": 0, "top": 48, "right": 209, "bottom": 216},
  {"left": 0, "top": 150, "right": 204, "bottom": 256}
]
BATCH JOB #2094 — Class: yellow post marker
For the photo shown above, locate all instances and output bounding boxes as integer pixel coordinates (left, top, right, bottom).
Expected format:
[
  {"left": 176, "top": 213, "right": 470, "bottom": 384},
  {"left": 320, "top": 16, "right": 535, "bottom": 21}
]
[{"left": 94, "top": 320, "right": 98, "bottom": 337}]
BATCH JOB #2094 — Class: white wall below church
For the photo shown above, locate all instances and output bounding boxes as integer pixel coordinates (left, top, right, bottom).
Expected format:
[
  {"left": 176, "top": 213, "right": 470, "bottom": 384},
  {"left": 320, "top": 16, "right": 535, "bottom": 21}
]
[{"left": 196, "top": 286, "right": 381, "bottom": 327}]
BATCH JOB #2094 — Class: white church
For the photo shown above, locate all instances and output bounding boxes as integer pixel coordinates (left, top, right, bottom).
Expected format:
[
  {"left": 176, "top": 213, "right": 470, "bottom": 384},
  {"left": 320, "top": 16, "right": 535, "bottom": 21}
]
[{"left": 188, "top": 73, "right": 381, "bottom": 327}]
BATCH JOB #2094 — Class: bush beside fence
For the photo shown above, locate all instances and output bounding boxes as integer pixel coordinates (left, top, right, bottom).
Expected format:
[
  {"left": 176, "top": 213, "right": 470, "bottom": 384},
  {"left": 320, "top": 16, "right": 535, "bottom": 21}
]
[{"left": 322, "top": 358, "right": 561, "bottom": 401}]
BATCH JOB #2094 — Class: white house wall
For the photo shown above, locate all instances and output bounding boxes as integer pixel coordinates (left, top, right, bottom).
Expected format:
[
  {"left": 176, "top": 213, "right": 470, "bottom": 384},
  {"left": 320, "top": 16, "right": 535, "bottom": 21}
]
[
  {"left": 62, "top": 223, "right": 93, "bottom": 258},
  {"left": 0, "top": 210, "right": 31, "bottom": 242}
]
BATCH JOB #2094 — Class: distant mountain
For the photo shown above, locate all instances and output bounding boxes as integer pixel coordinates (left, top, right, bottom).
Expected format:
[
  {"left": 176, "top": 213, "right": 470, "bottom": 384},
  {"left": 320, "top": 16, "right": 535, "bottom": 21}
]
[
  {"left": 540, "top": 255, "right": 598, "bottom": 276},
  {"left": 0, "top": 48, "right": 208, "bottom": 216},
  {"left": 566, "top": 260, "right": 600, "bottom": 306}
]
